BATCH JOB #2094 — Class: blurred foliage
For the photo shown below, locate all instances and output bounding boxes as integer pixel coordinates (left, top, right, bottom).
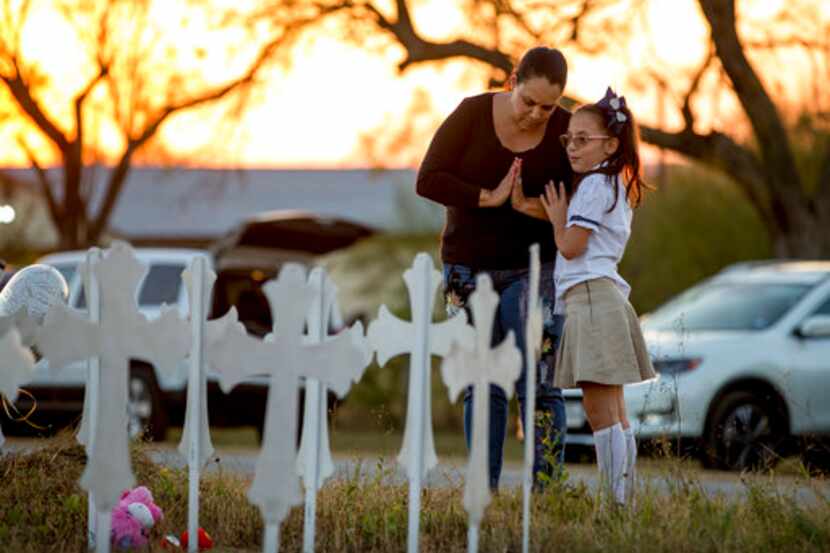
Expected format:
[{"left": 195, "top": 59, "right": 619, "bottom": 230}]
[
  {"left": 323, "top": 164, "right": 773, "bottom": 430},
  {"left": 319, "top": 234, "right": 461, "bottom": 432},
  {"left": 621, "top": 164, "right": 773, "bottom": 315},
  {"left": 789, "top": 111, "right": 830, "bottom": 197},
  {"left": 320, "top": 232, "right": 442, "bottom": 323}
]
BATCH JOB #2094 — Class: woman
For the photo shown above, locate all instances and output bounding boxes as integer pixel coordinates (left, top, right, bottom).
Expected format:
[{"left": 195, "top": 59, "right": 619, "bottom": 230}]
[{"left": 416, "top": 46, "right": 573, "bottom": 489}]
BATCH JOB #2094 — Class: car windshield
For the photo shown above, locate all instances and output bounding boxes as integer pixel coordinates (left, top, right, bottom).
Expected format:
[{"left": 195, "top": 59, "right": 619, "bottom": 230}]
[
  {"left": 642, "top": 280, "right": 812, "bottom": 332},
  {"left": 52, "top": 263, "right": 77, "bottom": 286},
  {"left": 138, "top": 264, "right": 183, "bottom": 306},
  {"left": 77, "top": 263, "right": 183, "bottom": 308}
]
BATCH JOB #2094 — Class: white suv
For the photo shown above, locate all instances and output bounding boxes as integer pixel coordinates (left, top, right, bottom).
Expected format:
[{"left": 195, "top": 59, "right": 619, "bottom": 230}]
[
  {"left": 9, "top": 213, "right": 375, "bottom": 441},
  {"left": 21, "top": 248, "right": 224, "bottom": 440},
  {"left": 563, "top": 261, "right": 830, "bottom": 471}
]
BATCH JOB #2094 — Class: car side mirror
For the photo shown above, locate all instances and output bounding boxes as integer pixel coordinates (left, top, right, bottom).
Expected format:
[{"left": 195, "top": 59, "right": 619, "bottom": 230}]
[{"left": 797, "top": 315, "right": 830, "bottom": 338}]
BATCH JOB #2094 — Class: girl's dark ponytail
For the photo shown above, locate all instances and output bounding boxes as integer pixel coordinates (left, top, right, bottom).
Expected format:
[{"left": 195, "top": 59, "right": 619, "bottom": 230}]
[{"left": 575, "top": 88, "right": 650, "bottom": 210}]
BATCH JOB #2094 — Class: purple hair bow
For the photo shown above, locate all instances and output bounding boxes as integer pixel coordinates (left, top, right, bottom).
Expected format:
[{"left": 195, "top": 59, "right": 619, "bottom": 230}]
[{"left": 596, "top": 87, "right": 628, "bottom": 135}]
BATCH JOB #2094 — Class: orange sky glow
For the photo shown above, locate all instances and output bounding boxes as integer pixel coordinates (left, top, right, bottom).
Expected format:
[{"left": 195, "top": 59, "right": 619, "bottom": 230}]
[{"left": 0, "top": 0, "right": 827, "bottom": 169}]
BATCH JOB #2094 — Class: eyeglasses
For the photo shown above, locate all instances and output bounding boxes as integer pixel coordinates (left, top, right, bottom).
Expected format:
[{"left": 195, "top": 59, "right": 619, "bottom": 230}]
[{"left": 559, "top": 133, "right": 610, "bottom": 149}]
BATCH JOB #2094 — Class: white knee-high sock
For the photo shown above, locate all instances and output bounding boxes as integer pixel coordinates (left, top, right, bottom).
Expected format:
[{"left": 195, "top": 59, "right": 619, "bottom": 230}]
[
  {"left": 594, "top": 423, "right": 626, "bottom": 505},
  {"left": 623, "top": 426, "right": 637, "bottom": 505}
]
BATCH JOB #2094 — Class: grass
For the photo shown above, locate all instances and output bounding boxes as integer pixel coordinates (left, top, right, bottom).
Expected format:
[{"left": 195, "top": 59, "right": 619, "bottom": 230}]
[{"left": 2, "top": 432, "right": 830, "bottom": 552}]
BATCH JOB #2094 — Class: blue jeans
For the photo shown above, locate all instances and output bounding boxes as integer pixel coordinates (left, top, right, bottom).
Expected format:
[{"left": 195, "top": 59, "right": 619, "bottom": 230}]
[{"left": 443, "top": 262, "right": 566, "bottom": 490}]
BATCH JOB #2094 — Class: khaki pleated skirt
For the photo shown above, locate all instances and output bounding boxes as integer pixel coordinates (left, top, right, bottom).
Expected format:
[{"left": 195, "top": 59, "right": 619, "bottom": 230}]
[{"left": 554, "top": 278, "right": 656, "bottom": 388}]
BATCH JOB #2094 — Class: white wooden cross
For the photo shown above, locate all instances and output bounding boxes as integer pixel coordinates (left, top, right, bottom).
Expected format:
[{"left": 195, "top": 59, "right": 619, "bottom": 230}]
[
  {"left": 179, "top": 255, "right": 244, "bottom": 553},
  {"left": 71, "top": 248, "right": 104, "bottom": 550},
  {"left": 522, "top": 244, "right": 543, "bottom": 553},
  {"left": 36, "top": 242, "right": 191, "bottom": 553},
  {"left": 367, "top": 252, "right": 474, "bottom": 553},
  {"left": 441, "top": 273, "right": 522, "bottom": 553},
  {"left": 74, "top": 249, "right": 101, "bottom": 457},
  {"left": 295, "top": 268, "right": 347, "bottom": 553},
  {"left": 207, "top": 263, "right": 370, "bottom": 553},
  {"left": 0, "top": 325, "right": 36, "bottom": 449}
]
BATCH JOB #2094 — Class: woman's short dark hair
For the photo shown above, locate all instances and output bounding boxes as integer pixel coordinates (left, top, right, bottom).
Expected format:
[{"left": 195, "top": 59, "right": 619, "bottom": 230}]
[{"left": 515, "top": 47, "right": 568, "bottom": 90}]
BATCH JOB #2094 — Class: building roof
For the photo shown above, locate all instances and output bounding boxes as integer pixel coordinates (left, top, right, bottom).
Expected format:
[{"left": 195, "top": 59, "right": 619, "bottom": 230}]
[{"left": 4, "top": 167, "right": 442, "bottom": 240}]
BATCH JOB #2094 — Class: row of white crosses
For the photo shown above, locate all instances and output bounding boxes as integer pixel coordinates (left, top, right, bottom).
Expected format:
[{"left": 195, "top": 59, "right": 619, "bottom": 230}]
[
  {"left": 1, "top": 241, "right": 546, "bottom": 553},
  {"left": 367, "top": 253, "right": 475, "bottom": 553},
  {"left": 208, "top": 264, "right": 371, "bottom": 553},
  {"left": 28, "top": 243, "right": 369, "bottom": 553},
  {"left": 369, "top": 250, "right": 544, "bottom": 553},
  {"left": 37, "top": 245, "right": 193, "bottom": 553}
]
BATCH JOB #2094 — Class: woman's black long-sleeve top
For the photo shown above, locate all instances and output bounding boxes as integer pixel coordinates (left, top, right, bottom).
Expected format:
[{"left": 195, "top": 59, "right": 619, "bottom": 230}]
[{"left": 416, "top": 92, "right": 573, "bottom": 270}]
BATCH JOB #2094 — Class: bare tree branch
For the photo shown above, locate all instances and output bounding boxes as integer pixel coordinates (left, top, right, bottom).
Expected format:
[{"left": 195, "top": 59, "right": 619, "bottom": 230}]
[
  {"left": 698, "top": 0, "right": 800, "bottom": 188},
  {"left": 744, "top": 38, "right": 829, "bottom": 51},
  {"left": 15, "top": 135, "right": 61, "bottom": 224},
  {"left": 499, "top": 1, "right": 542, "bottom": 43},
  {"left": 87, "top": 30, "right": 293, "bottom": 241},
  {"left": 2, "top": 61, "right": 70, "bottom": 151},
  {"left": 568, "top": 0, "right": 597, "bottom": 43},
  {"left": 639, "top": 124, "right": 771, "bottom": 222},
  {"left": 72, "top": 0, "right": 112, "bottom": 143},
  {"left": 393, "top": 0, "right": 414, "bottom": 34},
  {"left": 681, "top": 45, "right": 716, "bottom": 131},
  {"left": 72, "top": 62, "right": 108, "bottom": 164},
  {"left": 357, "top": 0, "right": 513, "bottom": 72}
]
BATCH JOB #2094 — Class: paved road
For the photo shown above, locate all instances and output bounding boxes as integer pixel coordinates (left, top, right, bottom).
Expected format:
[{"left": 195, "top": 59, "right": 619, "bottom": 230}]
[
  {"left": 5, "top": 438, "right": 828, "bottom": 505},
  {"left": 150, "top": 444, "right": 828, "bottom": 505}
]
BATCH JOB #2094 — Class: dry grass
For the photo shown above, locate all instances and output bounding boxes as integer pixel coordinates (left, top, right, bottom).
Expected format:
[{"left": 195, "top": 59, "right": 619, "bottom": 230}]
[{"left": 1, "top": 434, "right": 829, "bottom": 552}]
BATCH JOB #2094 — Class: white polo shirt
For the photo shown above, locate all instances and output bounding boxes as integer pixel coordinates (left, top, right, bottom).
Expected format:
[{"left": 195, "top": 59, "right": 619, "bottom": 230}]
[{"left": 554, "top": 171, "right": 632, "bottom": 312}]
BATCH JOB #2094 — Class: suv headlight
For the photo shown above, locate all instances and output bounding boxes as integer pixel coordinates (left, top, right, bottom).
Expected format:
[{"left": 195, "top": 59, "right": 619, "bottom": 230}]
[{"left": 652, "top": 357, "right": 702, "bottom": 375}]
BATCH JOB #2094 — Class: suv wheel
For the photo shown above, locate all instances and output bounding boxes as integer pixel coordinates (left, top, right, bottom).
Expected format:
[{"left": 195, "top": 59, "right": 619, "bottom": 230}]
[
  {"left": 703, "top": 390, "right": 786, "bottom": 471},
  {"left": 128, "top": 364, "right": 168, "bottom": 442}
]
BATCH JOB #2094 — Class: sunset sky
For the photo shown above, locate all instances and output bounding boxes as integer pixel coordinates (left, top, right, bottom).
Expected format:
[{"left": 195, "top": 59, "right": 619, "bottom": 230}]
[{"left": 0, "top": 0, "right": 826, "bottom": 169}]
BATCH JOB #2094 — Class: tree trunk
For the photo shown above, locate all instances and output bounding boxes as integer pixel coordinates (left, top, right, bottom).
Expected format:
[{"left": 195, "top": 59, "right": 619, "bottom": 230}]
[
  {"left": 59, "top": 157, "right": 87, "bottom": 250},
  {"left": 770, "top": 208, "right": 830, "bottom": 258}
]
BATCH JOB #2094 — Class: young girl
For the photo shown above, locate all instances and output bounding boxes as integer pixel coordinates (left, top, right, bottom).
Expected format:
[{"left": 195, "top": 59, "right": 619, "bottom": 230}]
[{"left": 540, "top": 87, "right": 655, "bottom": 506}]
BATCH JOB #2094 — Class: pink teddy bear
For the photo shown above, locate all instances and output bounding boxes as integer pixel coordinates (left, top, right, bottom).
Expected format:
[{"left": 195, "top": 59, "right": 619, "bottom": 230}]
[{"left": 111, "top": 486, "right": 164, "bottom": 550}]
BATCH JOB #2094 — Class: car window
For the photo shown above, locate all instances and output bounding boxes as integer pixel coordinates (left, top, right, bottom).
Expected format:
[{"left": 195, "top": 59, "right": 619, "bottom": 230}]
[
  {"left": 139, "top": 264, "right": 184, "bottom": 306},
  {"left": 811, "top": 295, "right": 830, "bottom": 316},
  {"left": 51, "top": 263, "right": 77, "bottom": 286},
  {"left": 76, "top": 263, "right": 184, "bottom": 308},
  {"left": 643, "top": 282, "right": 812, "bottom": 332},
  {"left": 75, "top": 287, "right": 87, "bottom": 309}
]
